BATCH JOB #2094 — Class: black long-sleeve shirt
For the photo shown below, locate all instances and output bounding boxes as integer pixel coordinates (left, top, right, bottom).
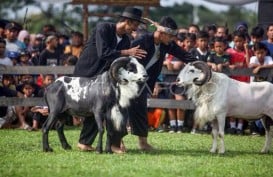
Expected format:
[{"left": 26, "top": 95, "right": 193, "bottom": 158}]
[{"left": 73, "top": 22, "right": 131, "bottom": 77}]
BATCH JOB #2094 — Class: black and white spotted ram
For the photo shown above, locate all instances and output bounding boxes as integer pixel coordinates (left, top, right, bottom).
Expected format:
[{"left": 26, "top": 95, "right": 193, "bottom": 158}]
[{"left": 42, "top": 57, "right": 147, "bottom": 153}]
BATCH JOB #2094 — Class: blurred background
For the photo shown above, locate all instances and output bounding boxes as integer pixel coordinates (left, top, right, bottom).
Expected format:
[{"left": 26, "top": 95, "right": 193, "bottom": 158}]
[{"left": 0, "top": 0, "right": 262, "bottom": 36}]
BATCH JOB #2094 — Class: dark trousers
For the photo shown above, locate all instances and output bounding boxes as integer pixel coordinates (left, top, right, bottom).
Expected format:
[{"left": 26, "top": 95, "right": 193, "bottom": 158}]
[
  {"left": 78, "top": 115, "right": 98, "bottom": 145},
  {"left": 78, "top": 88, "right": 149, "bottom": 146},
  {"left": 128, "top": 88, "right": 149, "bottom": 137}
]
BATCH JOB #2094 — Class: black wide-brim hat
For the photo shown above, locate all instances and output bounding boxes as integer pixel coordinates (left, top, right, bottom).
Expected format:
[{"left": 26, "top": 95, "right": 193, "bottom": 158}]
[{"left": 119, "top": 7, "right": 145, "bottom": 24}]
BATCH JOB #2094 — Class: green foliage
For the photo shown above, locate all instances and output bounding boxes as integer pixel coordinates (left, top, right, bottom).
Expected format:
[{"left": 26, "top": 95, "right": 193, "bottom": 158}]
[
  {"left": 0, "top": 1, "right": 258, "bottom": 36},
  {"left": 1, "top": 128, "right": 273, "bottom": 177}
]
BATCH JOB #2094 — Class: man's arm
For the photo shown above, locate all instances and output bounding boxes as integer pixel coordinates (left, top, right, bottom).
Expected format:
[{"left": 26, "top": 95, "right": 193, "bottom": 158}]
[{"left": 168, "top": 42, "right": 196, "bottom": 63}]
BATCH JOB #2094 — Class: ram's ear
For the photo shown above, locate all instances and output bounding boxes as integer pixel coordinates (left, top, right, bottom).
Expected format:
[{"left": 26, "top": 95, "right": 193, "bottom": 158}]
[
  {"left": 109, "top": 57, "right": 130, "bottom": 83},
  {"left": 192, "top": 61, "right": 211, "bottom": 86}
]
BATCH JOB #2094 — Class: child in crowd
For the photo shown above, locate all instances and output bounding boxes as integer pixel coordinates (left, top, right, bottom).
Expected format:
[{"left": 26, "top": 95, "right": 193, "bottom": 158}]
[
  {"left": 31, "top": 74, "right": 55, "bottom": 130},
  {"left": 189, "top": 30, "right": 210, "bottom": 134},
  {"left": 248, "top": 42, "right": 273, "bottom": 135},
  {"left": 189, "top": 30, "right": 210, "bottom": 62},
  {"left": 147, "top": 82, "right": 166, "bottom": 132},
  {"left": 207, "top": 37, "right": 230, "bottom": 72},
  {"left": 16, "top": 50, "right": 34, "bottom": 66},
  {"left": 249, "top": 42, "right": 273, "bottom": 80},
  {"left": 226, "top": 30, "right": 253, "bottom": 135},
  {"left": 163, "top": 33, "right": 187, "bottom": 133},
  {"left": 0, "top": 38, "right": 13, "bottom": 66},
  {"left": 250, "top": 26, "right": 264, "bottom": 47},
  {"left": 15, "top": 82, "right": 35, "bottom": 131},
  {"left": 178, "top": 32, "right": 196, "bottom": 52}
]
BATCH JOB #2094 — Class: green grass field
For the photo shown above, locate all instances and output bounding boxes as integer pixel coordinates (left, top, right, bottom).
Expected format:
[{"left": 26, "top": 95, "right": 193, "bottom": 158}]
[{"left": 1, "top": 127, "right": 273, "bottom": 177}]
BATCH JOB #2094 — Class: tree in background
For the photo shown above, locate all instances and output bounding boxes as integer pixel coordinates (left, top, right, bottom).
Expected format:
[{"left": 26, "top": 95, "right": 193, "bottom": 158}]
[{"left": 0, "top": 1, "right": 257, "bottom": 36}]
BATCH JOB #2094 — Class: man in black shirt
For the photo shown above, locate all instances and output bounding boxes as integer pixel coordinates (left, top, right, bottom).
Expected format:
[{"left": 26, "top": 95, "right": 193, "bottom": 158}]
[{"left": 73, "top": 7, "right": 147, "bottom": 153}]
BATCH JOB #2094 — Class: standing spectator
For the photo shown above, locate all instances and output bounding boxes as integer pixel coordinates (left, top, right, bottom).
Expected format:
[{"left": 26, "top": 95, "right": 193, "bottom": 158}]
[
  {"left": 17, "top": 30, "right": 31, "bottom": 52},
  {"left": 16, "top": 50, "right": 33, "bottom": 66},
  {"left": 39, "top": 35, "right": 61, "bottom": 66},
  {"left": 215, "top": 26, "right": 228, "bottom": 39},
  {"left": 189, "top": 30, "right": 210, "bottom": 134},
  {"left": 203, "top": 24, "right": 217, "bottom": 40},
  {"left": 207, "top": 37, "right": 230, "bottom": 72},
  {"left": 262, "top": 23, "right": 273, "bottom": 57},
  {"left": 249, "top": 42, "right": 273, "bottom": 82},
  {"left": 226, "top": 30, "right": 253, "bottom": 135},
  {"left": 0, "top": 38, "right": 13, "bottom": 66},
  {"left": 0, "top": 19, "right": 9, "bottom": 38},
  {"left": 64, "top": 31, "right": 84, "bottom": 59},
  {"left": 4, "top": 22, "right": 26, "bottom": 53},
  {"left": 188, "top": 24, "right": 200, "bottom": 34},
  {"left": 178, "top": 32, "right": 196, "bottom": 52},
  {"left": 250, "top": 26, "right": 264, "bottom": 46},
  {"left": 163, "top": 33, "right": 187, "bottom": 133},
  {"left": 73, "top": 7, "right": 147, "bottom": 153},
  {"left": 189, "top": 31, "right": 210, "bottom": 62},
  {"left": 248, "top": 42, "right": 273, "bottom": 135}
]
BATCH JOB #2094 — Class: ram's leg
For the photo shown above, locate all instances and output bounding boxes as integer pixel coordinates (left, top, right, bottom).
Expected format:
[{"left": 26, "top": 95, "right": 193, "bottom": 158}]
[
  {"left": 42, "top": 113, "right": 58, "bottom": 152},
  {"left": 210, "top": 119, "right": 218, "bottom": 153},
  {"left": 104, "top": 119, "right": 112, "bottom": 153},
  {"left": 260, "top": 117, "right": 272, "bottom": 153},
  {"left": 95, "top": 114, "right": 104, "bottom": 153},
  {"left": 56, "top": 118, "right": 72, "bottom": 150},
  {"left": 217, "top": 115, "right": 226, "bottom": 154}
]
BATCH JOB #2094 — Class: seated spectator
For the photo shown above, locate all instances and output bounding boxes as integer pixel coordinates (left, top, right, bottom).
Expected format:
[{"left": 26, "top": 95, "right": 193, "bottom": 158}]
[
  {"left": 0, "top": 77, "right": 22, "bottom": 128},
  {"left": 16, "top": 74, "right": 41, "bottom": 97},
  {"left": 15, "top": 82, "right": 36, "bottom": 130},
  {"left": 31, "top": 74, "right": 55, "bottom": 130},
  {"left": 147, "top": 82, "right": 166, "bottom": 132}
]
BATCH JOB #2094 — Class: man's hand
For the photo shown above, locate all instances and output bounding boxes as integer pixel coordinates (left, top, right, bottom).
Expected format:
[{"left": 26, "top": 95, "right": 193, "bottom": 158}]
[{"left": 122, "top": 45, "right": 147, "bottom": 59}]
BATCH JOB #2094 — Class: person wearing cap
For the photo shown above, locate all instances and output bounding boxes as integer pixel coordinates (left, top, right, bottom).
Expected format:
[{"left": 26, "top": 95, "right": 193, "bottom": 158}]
[
  {"left": 4, "top": 22, "right": 26, "bottom": 54},
  {"left": 114, "top": 16, "right": 196, "bottom": 150},
  {"left": 38, "top": 35, "right": 61, "bottom": 66},
  {"left": 74, "top": 7, "right": 147, "bottom": 153}
]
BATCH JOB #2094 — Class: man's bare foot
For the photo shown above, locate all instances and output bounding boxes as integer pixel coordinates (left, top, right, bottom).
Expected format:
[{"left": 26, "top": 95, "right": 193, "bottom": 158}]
[
  {"left": 111, "top": 145, "right": 125, "bottom": 154},
  {"left": 138, "top": 137, "right": 154, "bottom": 151},
  {"left": 120, "top": 140, "right": 126, "bottom": 152},
  {"left": 77, "top": 143, "right": 95, "bottom": 151}
]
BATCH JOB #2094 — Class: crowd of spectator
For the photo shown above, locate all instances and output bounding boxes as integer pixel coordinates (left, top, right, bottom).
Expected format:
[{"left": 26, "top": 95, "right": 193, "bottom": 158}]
[
  {"left": 0, "top": 17, "right": 273, "bottom": 137},
  {"left": 0, "top": 20, "right": 84, "bottom": 130}
]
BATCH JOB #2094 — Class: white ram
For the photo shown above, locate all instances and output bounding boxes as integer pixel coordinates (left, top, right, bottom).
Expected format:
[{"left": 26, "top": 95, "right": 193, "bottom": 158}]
[{"left": 176, "top": 61, "right": 273, "bottom": 154}]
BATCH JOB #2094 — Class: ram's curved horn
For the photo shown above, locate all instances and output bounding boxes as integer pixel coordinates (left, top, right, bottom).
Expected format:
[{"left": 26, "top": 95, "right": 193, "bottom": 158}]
[
  {"left": 109, "top": 57, "right": 130, "bottom": 84},
  {"left": 192, "top": 61, "right": 212, "bottom": 86},
  {"left": 142, "top": 17, "right": 177, "bottom": 36}
]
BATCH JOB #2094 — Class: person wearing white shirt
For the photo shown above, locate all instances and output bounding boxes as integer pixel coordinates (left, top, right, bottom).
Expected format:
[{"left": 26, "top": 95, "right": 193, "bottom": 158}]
[{"left": 249, "top": 42, "right": 273, "bottom": 82}]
